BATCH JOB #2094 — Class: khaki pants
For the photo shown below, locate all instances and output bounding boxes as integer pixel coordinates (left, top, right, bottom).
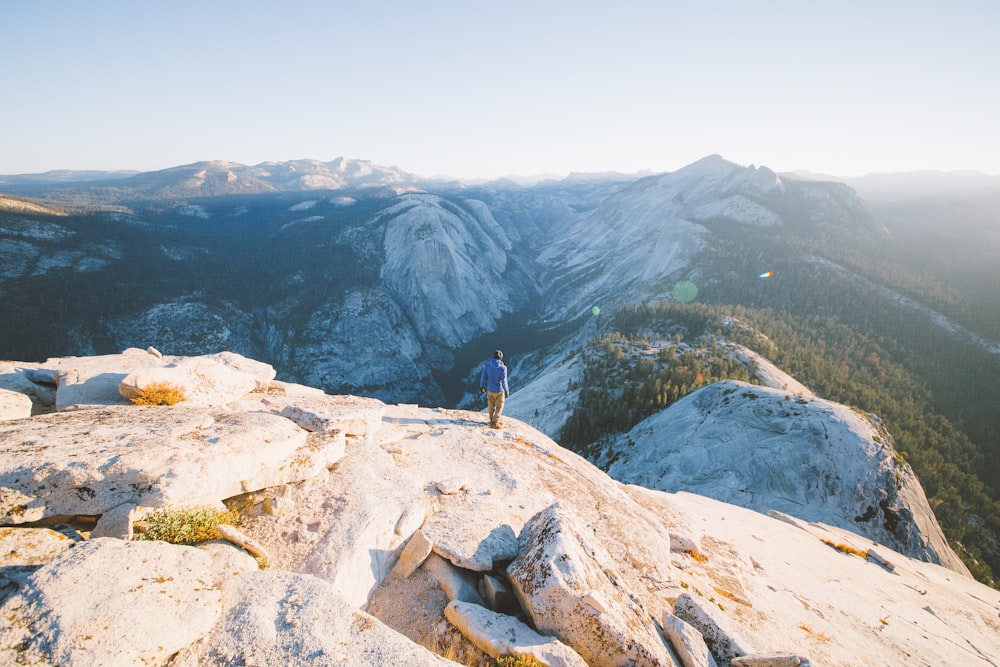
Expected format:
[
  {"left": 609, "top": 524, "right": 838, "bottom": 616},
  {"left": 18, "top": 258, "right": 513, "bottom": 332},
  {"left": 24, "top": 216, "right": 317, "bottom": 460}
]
[{"left": 487, "top": 391, "right": 506, "bottom": 425}]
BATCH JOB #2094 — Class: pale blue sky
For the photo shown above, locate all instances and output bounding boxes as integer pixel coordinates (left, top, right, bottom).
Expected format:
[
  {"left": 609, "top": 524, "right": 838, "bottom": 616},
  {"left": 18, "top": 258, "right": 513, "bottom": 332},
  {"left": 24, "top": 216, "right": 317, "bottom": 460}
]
[{"left": 3, "top": 0, "right": 998, "bottom": 178}]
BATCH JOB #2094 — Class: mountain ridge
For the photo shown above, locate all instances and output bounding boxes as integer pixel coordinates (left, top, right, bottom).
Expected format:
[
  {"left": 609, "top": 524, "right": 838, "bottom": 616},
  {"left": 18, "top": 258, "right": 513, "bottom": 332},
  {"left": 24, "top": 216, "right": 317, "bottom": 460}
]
[{"left": 4, "top": 155, "right": 997, "bottom": 189}]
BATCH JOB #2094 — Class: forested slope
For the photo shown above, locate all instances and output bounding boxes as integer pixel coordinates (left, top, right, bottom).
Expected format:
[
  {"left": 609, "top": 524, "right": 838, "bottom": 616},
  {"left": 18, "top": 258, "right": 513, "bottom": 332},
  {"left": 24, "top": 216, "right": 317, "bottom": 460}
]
[{"left": 558, "top": 214, "right": 1000, "bottom": 585}]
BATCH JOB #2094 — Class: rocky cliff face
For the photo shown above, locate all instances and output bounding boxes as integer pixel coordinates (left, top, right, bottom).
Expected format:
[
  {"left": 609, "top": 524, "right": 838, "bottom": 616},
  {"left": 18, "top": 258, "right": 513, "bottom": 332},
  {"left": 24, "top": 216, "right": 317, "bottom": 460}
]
[
  {"left": 0, "top": 187, "right": 540, "bottom": 404},
  {"left": 536, "top": 155, "right": 880, "bottom": 319},
  {"left": 379, "top": 194, "right": 519, "bottom": 348},
  {"left": 1, "top": 350, "right": 997, "bottom": 666}
]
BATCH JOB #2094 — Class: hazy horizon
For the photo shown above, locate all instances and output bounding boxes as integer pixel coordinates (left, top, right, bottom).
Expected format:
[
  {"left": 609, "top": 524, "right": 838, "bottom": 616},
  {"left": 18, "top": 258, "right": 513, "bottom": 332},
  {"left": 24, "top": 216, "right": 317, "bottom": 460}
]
[{"left": 3, "top": 154, "right": 1000, "bottom": 186}]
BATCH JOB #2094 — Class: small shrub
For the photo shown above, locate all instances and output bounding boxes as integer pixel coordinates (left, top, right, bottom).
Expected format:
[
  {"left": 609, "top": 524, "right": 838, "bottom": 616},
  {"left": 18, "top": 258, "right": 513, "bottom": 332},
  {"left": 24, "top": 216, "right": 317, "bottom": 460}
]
[
  {"left": 135, "top": 507, "right": 238, "bottom": 545},
  {"left": 494, "top": 655, "right": 545, "bottom": 667},
  {"left": 129, "top": 381, "right": 187, "bottom": 406}
]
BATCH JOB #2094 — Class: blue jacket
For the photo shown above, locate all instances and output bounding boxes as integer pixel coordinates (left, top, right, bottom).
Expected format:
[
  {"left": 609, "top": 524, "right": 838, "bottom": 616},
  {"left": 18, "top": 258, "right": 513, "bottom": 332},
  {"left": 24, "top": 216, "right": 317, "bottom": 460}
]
[{"left": 479, "top": 359, "right": 509, "bottom": 395}]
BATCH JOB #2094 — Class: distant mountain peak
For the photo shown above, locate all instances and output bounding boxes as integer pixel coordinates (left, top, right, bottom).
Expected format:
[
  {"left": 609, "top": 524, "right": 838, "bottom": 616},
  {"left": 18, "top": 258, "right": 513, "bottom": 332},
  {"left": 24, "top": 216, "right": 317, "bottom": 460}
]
[
  {"left": 684, "top": 153, "right": 734, "bottom": 169},
  {"left": 668, "top": 155, "right": 783, "bottom": 193}
]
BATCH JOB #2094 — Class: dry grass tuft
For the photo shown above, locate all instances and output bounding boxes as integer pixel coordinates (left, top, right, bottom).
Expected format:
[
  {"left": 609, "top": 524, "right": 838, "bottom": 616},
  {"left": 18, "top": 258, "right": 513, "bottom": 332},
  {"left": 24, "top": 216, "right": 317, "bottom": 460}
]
[
  {"left": 689, "top": 550, "right": 709, "bottom": 563},
  {"left": 799, "top": 623, "right": 832, "bottom": 642},
  {"left": 494, "top": 655, "right": 545, "bottom": 667},
  {"left": 129, "top": 381, "right": 187, "bottom": 406},
  {"left": 821, "top": 538, "right": 869, "bottom": 558},
  {"left": 713, "top": 586, "right": 752, "bottom": 607}
]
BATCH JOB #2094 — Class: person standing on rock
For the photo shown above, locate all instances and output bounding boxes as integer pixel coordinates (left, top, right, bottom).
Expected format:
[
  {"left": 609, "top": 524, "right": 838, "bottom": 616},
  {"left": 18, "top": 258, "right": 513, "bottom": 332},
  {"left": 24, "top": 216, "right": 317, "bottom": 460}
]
[{"left": 479, "top": 349, "right": 509, "bottom": 429}]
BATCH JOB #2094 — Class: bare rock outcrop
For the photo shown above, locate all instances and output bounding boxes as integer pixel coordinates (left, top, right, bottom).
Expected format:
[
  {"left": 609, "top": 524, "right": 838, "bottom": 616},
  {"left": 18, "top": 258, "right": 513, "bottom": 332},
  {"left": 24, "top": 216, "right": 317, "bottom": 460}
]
[
  {"left": 0, "top": 527, "right": 76, "bottom": 605},
  {"left": 248, "top": 393, "right": 386, "bottom": 439},
  {"left": 663, "top": 612, "right": 718, "bottom": 667},
  {"left": 118, "top": 351, "right": 275, "bottom": 406},
  {"left": 38, "top": 348, "right": 275, "bottom": 411},
  {"left": 0, "top": 351, "right": 998, "bottom": 667},
  {"left": 507, "top": 502, "right": 679, "bottom": 667},
  {"left": 0, "top": 538, "right": 222, "bottom": 666},
  {"left": 673, "top": 592, "right": 757, "bottom": 665},
  {"left": 0, "top": 404, "right": 340, "bottom": 523},
  {"left": 607, "top": 380, "right": 969, "bottom": 576},
  {"left": 445, "top": 599, "right": 587, "bottom": 667},
  {"left": 47, "top": 348, "right": 164, "bottom": 410},
  {"left": 0, "top": 387, "right": 31, "bottom": 421},
  {"left": 422, "top": 552, "right": 487, "bottom": 606},
  {"left": 172, "top": 569, "right": 453, "bottom": 666},
  {"left": 0, "top": 362, "right": 57, "bottom": 412}
]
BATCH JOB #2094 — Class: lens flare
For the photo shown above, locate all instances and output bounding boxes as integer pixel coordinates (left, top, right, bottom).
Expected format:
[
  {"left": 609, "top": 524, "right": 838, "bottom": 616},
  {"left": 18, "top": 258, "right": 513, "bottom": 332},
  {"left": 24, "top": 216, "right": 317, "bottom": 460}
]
[
  {"left": 591, "top": 306, "right": 601, "bottom": 316},
  {"left": 759, "top": 271, "right": 773, "bottom": 278},
  {"left": 671, "top": 280, "right": 698, "bottom": 303}
]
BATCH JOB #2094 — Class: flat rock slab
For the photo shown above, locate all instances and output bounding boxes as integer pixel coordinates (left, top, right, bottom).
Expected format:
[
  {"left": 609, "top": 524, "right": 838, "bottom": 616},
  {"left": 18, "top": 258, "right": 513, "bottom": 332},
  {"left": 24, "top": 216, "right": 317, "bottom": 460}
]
[
  {"left": 0, "top": 526, "right": 77, "bottom": 604},
  {"left": 392, "top": 528, "right": 434, "bottom": 579},
  {"left": 0, "top": 527, "right": 75, "bottom": 566},
  {"left": 421, "top": 505, "right": 519, "bottom": 572},
  {"left": 663, "top": 612, "right": 718, "bottom": 667},
  {"left": 0, "top": 538, "right": 222, "bottom": 666},
  {"left": 297, "top": 440, "right": 430, "bottom": 608},
  {"left": 119, "top": 359, "right": 252, "bottom": 407},
  {"left": 445, "top": 599, "right": 588, "bottom": 667},
  {"left": 0, "top": 362, "right": 56, "bottom": 411},
  {"left": 731, "top": 655, "right": 808, "bottom": 667},
  {"left": 0, "top": 404, "right": 344, "bottom": 523},
  {"left": 255, "top": 393, "right": 386, "bottom": 438},
  {"left": 44, "top": 349, "right": 276, "bottom": 411},
  {"left": 174, "top": 569, "right": 454, "bottom": 666},
  {"left": 422, "top": 553, "right": 486, "bottom": 606},
  {"left": 46, "top": 347, "right": 164, "bottom": 411}
]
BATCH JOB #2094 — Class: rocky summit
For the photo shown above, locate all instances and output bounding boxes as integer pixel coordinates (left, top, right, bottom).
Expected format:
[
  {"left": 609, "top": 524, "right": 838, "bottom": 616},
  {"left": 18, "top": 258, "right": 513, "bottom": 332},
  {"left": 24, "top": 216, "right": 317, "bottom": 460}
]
[
  {"left": 1, "top": 350, "right": 998, "bottom": 666},
  {"left": 603, "top": 380, "right": 968, "bottom": 575}
]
